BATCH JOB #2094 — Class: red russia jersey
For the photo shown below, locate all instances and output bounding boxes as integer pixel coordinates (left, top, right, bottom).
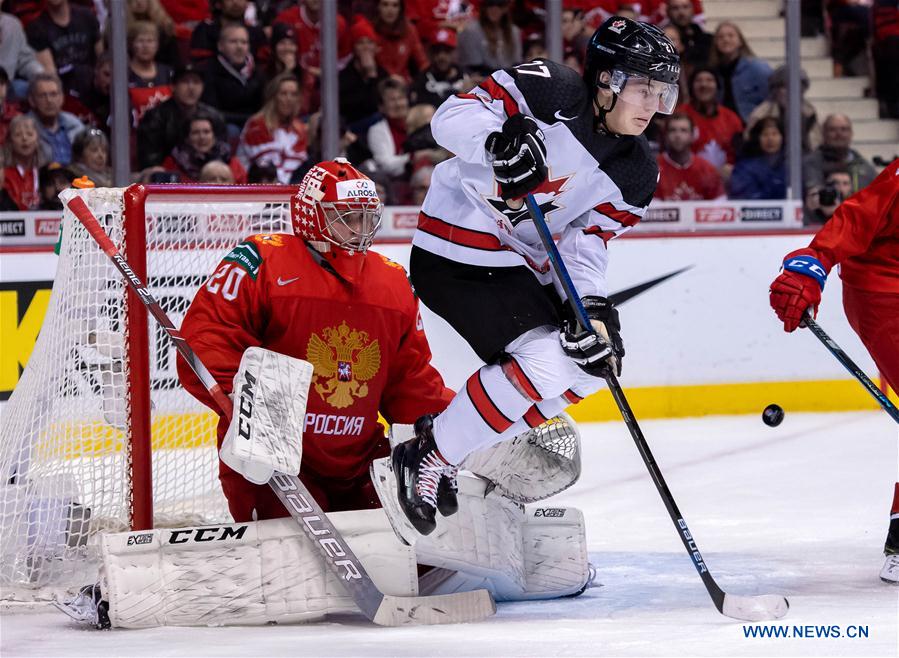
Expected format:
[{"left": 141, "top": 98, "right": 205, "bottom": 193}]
[
  {"left": 656, "top": 152, "right": 725, "bottom": 201},
  {"left": 810, "top": 158, "right": 899, "bottom": 293},
  {"left": 177, "top": 233, "right": 453, "bottom": 481}
]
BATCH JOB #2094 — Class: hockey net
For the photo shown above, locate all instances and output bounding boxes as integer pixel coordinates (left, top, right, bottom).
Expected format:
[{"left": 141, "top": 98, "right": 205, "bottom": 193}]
[{"left": 0, "top": 184, "right": 296, "bottom": 602}]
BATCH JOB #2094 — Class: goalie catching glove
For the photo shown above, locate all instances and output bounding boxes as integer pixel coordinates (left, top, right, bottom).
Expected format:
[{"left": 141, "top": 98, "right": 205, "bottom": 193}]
[
  {"left": 559, "top": 296, "right": 624, "bottom": 377},
  {"left": 485, "top": 114, "right": 548, "bottom": 201}
]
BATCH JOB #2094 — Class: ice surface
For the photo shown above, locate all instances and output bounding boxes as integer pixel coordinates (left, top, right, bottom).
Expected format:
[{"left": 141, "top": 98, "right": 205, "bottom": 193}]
[{"left": 2, "top": 412, "right": 897, "bottom": 657}]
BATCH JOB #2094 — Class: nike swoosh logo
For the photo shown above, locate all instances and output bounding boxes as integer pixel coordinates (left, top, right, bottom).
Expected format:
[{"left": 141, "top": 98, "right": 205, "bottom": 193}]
[
  {"left": 608, "top": 266, "right": 693, "bottom": 306},
  {"left": 554, "top": 109, "right": 577, "bottom": 121},
  {"left": 277, "top": 276, "right": 300, "bottom": 286}
]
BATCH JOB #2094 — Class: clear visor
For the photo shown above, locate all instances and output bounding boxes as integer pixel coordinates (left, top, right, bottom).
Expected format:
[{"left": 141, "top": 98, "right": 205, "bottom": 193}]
[
  {"left": 609, "top": 70, "right": 679, "bottom": 115},
  {"left": 321, "top": 201, "right": 383, "bottom": 252}
]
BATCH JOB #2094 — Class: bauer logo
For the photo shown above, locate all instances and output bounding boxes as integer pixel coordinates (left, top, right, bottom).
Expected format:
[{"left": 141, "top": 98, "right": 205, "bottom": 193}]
[
  {"left": 740, "top": 207, "right": 783, "bottom": 222},
  {"left": 695, "top": 207, "right": 736, "bottom": 223},
  {"left": 168, "top": 525, "right": 249, "bottom": 544},
  {"left": 643, "top": 207, "right": 680, "bottom": 223},
  {"left": 534, "top": 508, "right": 566, "bottom": 518},
  {"left": 127, "top": 532, "right": 154, "bottom": 546}
]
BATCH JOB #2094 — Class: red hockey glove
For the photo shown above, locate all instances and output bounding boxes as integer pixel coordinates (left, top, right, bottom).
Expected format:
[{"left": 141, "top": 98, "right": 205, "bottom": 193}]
[{"left": 769, "top": 248, "right": 829, "bottom": 332}]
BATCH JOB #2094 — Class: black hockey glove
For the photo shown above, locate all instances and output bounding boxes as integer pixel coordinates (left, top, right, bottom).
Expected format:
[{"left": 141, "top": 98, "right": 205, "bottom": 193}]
[
  {"left": 485, "top": 114, "right": 548, "bottom": 201},
  {"left": 559, "top": 296, "right": 624, "bottom": 378}
]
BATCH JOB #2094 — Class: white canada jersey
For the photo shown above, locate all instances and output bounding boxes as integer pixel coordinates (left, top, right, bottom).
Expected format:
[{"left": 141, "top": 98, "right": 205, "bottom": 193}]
[{"left": 413, "top": 59, "right": 658, "bottom": 298}]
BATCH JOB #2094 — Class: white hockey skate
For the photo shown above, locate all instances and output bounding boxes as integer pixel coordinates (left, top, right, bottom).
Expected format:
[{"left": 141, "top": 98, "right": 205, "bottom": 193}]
[
  {"left": 880, "top": 554, "right": 899, "bottom": 584},
  {"left": 54, "top": 584, "right": 110, "bottom": 628}
]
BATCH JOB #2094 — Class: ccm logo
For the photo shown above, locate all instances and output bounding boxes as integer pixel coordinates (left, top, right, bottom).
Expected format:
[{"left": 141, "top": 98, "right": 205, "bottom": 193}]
[
  {"left": 534, "top": 508, "right": 566, "bottom": 518},
  {"left": 126, "top": 533, "right": 154, "bottom": 546},
  {"left": 695, "top": 207, "right": 735, "bottom": 223},
  {"left": 168, "top": 525, "right": 249, "bottom": 544}
]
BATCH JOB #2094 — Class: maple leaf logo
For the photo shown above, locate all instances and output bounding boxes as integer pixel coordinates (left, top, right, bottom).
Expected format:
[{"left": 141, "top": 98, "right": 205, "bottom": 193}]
[{"left": 485, "top": 171, "right": 572, "bottom": 229}]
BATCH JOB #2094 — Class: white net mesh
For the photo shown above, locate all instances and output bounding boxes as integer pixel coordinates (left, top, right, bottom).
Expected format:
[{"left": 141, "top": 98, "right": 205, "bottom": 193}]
[{"left": 0, "top": 185, "right": 294, "bottom": 601}]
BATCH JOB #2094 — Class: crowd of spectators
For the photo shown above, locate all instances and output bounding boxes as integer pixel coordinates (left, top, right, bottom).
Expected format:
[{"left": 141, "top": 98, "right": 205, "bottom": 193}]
[{"left": 0, "top": 0, "right": 891, "bottom": 221}]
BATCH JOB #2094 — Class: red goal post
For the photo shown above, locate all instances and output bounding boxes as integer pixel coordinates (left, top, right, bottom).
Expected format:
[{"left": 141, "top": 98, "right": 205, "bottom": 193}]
[{"left": 0, "top": 184, "right": 296, "bottom": 601}]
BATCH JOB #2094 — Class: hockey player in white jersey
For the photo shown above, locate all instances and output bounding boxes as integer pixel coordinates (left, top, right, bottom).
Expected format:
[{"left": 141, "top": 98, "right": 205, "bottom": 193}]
[{"left": 393, "top": 16, "right": 681, "bottom": 534}]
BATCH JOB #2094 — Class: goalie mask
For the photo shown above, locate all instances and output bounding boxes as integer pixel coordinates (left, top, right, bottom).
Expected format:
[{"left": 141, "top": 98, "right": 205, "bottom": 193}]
[{"left": 292, "top": 158, "right": 383, "bottom": 255}]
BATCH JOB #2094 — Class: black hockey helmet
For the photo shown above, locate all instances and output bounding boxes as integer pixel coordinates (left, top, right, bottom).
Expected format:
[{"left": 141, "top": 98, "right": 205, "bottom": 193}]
[{"left": 584, "top": 16, "right": 681, "bottom": 114}]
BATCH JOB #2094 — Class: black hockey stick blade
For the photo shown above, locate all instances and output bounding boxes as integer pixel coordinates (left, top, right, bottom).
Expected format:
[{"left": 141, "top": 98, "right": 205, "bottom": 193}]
[{"left": 802, "top": 314, "right": 899, "bottom": 423}]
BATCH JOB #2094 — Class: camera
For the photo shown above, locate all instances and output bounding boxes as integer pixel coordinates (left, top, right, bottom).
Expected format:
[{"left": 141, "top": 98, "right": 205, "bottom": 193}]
[{"left": 817, "top": 182, "right": 843, "bottom": 207}]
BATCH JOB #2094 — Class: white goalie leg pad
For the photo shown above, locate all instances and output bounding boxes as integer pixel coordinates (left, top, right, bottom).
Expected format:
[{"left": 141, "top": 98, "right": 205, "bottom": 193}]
[
  {"left": 101, "top": 510, "right": 417, "bottom": 628},
  {"left": 219, "top": 347, "right": 314, "bottom": 484},
  {"left": 371, "top": 458, "right": 589, "bottom": 600}
]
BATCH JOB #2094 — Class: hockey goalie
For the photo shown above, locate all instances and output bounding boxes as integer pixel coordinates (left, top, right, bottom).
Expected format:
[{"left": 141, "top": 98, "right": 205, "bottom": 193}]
[{"left": 57, "top": 160, "right": 591, "bottom": 628}]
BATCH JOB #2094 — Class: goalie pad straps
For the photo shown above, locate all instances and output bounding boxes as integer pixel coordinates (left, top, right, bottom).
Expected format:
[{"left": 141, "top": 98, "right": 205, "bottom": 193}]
[
  {"left": 219, "top": 347, "right": 314, "bottom": 484},
  {"left": 101, "top": 512, "right": 417, "bottom": 628}
]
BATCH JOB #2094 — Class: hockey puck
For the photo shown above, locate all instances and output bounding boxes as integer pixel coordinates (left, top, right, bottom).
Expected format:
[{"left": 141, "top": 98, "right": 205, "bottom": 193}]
[{"left": 762, "top": 404, "right": 784, "bottom": 427}]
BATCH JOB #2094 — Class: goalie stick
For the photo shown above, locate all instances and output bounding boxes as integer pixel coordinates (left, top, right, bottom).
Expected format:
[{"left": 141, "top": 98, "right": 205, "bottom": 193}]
[
  {"left": 801, "top": 314, "right": 899, "bottom": 424},
  {"left": 65, "top": 195, "right": 496, "bottom": 627},
  {"left": 522, "top": 193, "right": 789, "bottom": 622}
]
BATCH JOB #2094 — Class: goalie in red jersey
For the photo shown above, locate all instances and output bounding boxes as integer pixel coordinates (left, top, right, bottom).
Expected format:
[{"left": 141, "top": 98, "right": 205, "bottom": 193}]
[
  {"left": 177, "top": 158, "right": 453, "bottom": 521},
  {"left": 769, "top": 157, "right": 899, "bottom": 584}
]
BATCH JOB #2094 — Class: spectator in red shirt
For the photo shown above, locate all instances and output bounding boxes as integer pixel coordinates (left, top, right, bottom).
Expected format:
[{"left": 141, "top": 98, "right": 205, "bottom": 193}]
[
  {"left": 275, "top": 0, "right": 353, "bottom": 112},
  {"left": 656, "top": 112, "right": 725, "bottom": 201},
  {"left": 159, "top": 0, "right": 210, "bottom": 28},
  {"left": 372, "top": 0, "right": 429, "bottom": 83},
  {"left": 873, "top": 0, "right": 899, "bottom": 118},
  {"left": 1, "top": 113, "right": 48, "bottom": 210},
  {"left": 236, "top": 73, "right": 308, "bottom": 183},
  {"left": 163, "top": 111, "right": 247, "bottom": 183},
  {"left": 676, "top": 66, "right": 743, "bottom": 180}
]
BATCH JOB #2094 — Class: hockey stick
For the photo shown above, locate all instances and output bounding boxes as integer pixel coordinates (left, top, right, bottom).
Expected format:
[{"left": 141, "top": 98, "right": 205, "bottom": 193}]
[
  {"left": 522, "top": 193, "right": 789, "bottom": 621},
  {"left": 801, "top": 313, "right": 899, "bottom": 423},
  {"left": 66, "top": 195, "right": 496, "bottom": 627}
]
